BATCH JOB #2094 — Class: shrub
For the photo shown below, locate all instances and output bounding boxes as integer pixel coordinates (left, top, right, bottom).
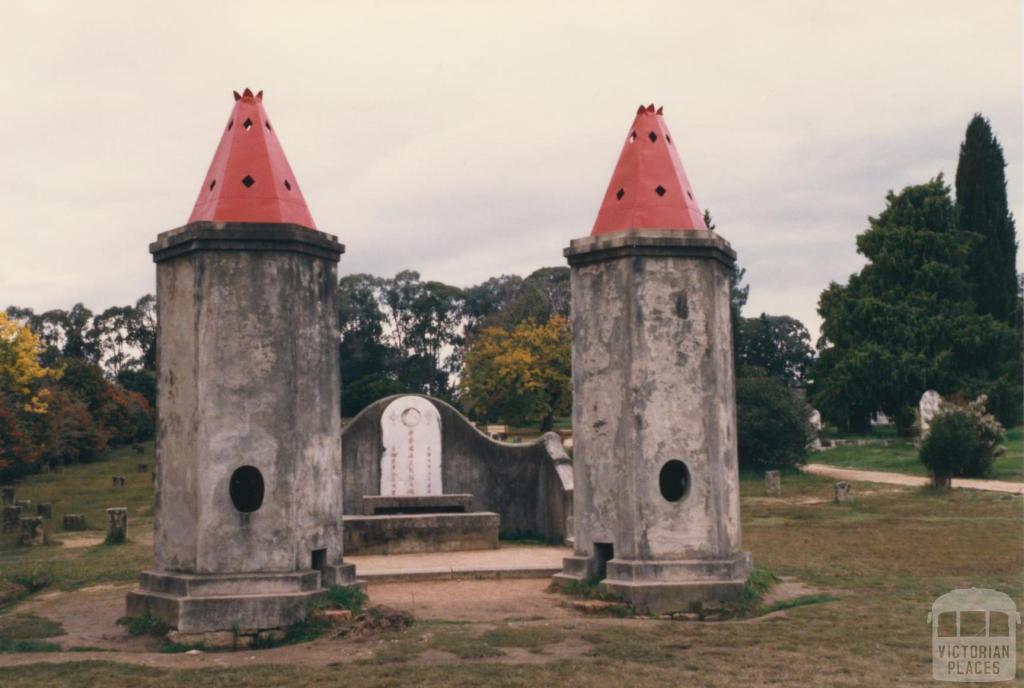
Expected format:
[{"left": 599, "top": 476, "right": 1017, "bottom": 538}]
[
  {"left": 736, "top": 377, "right": 814, "bottom": 471},
  {"left": 919, "top": 395, "right": 1005, "bottom": 486}
]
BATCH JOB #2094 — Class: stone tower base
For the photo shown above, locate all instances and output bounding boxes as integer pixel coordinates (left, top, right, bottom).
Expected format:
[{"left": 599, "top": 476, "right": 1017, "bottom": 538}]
[
  {"left": 126, "top": 565, "right": 363, "bottom": 633},
  {"left": 552, "top": 551, "right": 751, "bottom": 615}
]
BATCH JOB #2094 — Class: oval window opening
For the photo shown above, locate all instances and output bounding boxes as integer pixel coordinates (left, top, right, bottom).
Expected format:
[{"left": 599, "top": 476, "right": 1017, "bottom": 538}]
[
  {"left": 659, "top": 460, "right": 690, "bottom": 502},
  {"left": 230, "top": 465, "right": 265, "bottom": 513}
]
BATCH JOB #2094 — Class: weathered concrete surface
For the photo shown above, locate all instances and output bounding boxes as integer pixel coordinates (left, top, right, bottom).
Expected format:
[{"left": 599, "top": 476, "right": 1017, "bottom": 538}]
[
  {"left": 343, "top": 512, "right": 500, "bottom": 555},
  {"left": 554, "top": 230, "right": 750, "bottom": 613},
  {"left": 149, "top": 222, "right": 345, "bottom": 575},
  {"left": 343, "top": 395, "right": 573, "bottom": 543},
  {"left": 130, "top": 221, "right": 357, "bottom": 633},
  {"left": 362, "top": 494, "right": 473, "bottom": 515}
]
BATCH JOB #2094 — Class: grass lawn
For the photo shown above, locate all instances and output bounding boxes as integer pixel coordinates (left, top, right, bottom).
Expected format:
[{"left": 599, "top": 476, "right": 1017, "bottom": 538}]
[
  {"left": 814, "top": 427, "right": 1024, "bottom": 482},
  {"left": 1, "top": 447, "right": 1022, "bottom": 686},
  {"left": 0, "top": 443, "right": 156, "bottom": 601}
]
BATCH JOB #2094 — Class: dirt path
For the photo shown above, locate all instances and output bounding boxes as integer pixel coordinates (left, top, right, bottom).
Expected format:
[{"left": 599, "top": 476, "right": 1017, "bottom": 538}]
[
  {"left": 0, "top": 576, "right": 825, "bottom": 670},
  {"left": 802, "top": 463, "right": 1024, "bottom": 494}
]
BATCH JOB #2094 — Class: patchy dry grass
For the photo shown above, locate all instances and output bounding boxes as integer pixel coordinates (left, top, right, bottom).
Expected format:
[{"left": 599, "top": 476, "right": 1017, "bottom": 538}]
[
  {"left": 0, "top": 443, "right": 155, "bottom": 598},
  {"left": 1, "top": 451, "right": 1021, "bottom": 686}
]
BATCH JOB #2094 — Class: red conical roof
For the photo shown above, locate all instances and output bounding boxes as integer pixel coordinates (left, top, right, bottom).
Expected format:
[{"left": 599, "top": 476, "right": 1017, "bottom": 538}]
[
  {"left": 188, "top": 89, "right": 317, "bottom": 229},
  {"left": 591, "top": 104, "right": 706, "bottom": 235}
]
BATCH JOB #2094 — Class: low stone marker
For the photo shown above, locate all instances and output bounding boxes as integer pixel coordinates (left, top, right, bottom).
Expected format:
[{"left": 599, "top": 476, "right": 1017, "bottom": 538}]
[
  {"left": 106, "top": 507, "right": 128, "bottom": 543},
  {"left": 137, "top": 463, "right": 148, "bottom": 474},
  {"left": 1, "top": 486, "right": 14, "bottom": 505},
  {"left": 765, "top": 470, "right": 782, "bottom": 497},
  {"left": 63, "top": 514, "right": 86, "bottom": 531},
  {"left": 112, "top": 476, "right": 125, "bottom": 488},
  {"left": 2, "top": 505, "right": 21, "bottom": 533},
  {"left": 20, "top": 516, "right": 44, "bottom": 546},
  {"left": 834, "top": 481, "right": 853, "bottom": 503},
  {"left": 36, "top": 503, "right": 52, "bottom": 519}
]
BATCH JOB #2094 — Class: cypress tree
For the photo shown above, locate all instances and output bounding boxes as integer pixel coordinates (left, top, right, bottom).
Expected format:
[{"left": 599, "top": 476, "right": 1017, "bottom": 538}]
[{"left": 955, "top": 114, "right": 1019, "bottom": 324}]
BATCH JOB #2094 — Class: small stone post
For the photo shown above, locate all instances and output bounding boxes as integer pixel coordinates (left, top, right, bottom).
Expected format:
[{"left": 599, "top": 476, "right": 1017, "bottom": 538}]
[
  {"left": 20, "top": 516, "right": 44, "bottom": 546},
  {"left": 63, "top": 514, "right": 86, "bottom": 531},
  {"left": 765, "top": 471, "right": 782, "bottom": 497},
  {"left": 1, "top": 486, "right": 14, "bottom": 505},
  {"left": 37, "top": 503, "right": 52, "bottom": 519},
  {"left": 833, "top": 481, "right": 853, "bottom": 503},
  {"left": 3, "top": 505, "right": 22, "bottom": 533},
  {"left": 106, "top": 507, "right": 128, "bottom": 544}
]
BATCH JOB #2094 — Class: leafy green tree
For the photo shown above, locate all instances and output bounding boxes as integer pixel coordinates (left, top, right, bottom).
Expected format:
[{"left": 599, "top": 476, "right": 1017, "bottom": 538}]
[
  {"left": 956, "top": 114, "right": 1019, "bottom": 324},
  {"left": 813, "top": 176, "right": 1020, "bottom": 432},
  {"left": 338, "top": 273, "right": 393, "bottom": 389},
  {"left": 736, "top": 376, "right": 813, "bottom": 470},
  {"left": 738, "top": 314, "right": 814, "bottom": 387},
  {"left": 342, "top": 373, "right": 407, "bottom": 417}
]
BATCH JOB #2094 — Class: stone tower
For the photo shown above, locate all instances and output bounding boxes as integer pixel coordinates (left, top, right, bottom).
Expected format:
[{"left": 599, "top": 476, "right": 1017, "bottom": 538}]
[
  {"left": 127, "top": 89, "right": 359, "bottom": 634},
  {"left": 553, "top": 104, "right": 750, "bottom": 614}
]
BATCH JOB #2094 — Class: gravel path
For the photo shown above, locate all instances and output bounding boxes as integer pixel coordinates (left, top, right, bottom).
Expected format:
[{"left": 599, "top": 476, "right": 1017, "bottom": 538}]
[{"left": 802, "top": 463, "right": 1024, "bottom": 495}]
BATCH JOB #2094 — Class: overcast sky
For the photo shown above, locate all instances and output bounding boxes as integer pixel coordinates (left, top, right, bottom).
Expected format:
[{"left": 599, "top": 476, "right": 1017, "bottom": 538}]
[{"left": 1, "top": 1, "right": 1020, "bottom": 339}]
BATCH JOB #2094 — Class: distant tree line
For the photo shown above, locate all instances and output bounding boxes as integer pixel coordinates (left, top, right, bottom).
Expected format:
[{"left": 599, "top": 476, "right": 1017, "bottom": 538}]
[
  {"left": 338, "top": 267, "right": 571, "bottom": 422},
  {"left": 0, "top": 296, "right": 156, "bottom": 481}
]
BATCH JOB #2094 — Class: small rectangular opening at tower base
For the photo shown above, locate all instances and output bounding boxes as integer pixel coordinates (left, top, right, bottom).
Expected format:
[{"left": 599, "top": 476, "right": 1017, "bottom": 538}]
[
  {"left": 593, "top": 542, "right": 614, "bottom": 581},
  {"left": 311, "top": 548, "right": 327, "bottom": 573}
]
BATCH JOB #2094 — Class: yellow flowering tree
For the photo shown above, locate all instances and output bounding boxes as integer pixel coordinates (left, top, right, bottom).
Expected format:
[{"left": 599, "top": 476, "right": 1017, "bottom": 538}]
[
  {"left": 0, "top": 312, "right": 60, "bottom": 414},
  {"left": 460, "top": 315, "right": 570, "bottom": 430}
]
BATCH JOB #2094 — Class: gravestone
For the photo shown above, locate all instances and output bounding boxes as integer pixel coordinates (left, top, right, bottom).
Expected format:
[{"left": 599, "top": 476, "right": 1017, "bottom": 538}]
[
  {"left": 20, "top": 516, "right": 43, "bottom": 546},
  {"left": 765, "top": 471, "right": 782, "bottom": 497},
  {"left": 63, "top": 514, "right": 86, "bottom": 531},
  {"left": 112, "top": 476, "right": 125, "bottom": 488},
  {"left": 106, "top": 507, "right": 128, "bottom": 543},
  {"left": 834, "top": 481, "right": 853, "bottom": 503},
  {"left": 919, "top": 390, "right": 942, "bottom": 435},
  {"left": 2, "top": 506, "right": 21, "bottom": 533},
  {"left": 37, "top": 503, "right": 52, "bottom": 519},
  {"left": 380, "top": 396, "right": 443, "bottom": 497},
  {"left": 808, "top": 408, "right": 823, "bottom": 450},
  {"left": 1, "top": 486, "right": 14, "bottom": 505}
]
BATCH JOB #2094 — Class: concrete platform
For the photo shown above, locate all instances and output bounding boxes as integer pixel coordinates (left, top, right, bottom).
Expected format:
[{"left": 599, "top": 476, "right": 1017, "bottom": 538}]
[
  {"left": 362, "top": 494, "right": 473, "bottom": 514},
  {"left": 127, "top": 564, "right": 363, "bottom": 633},
  {"left": 348, "top": 544, "right": 569, "bottom": 582},
  {"left": 342, "top": 512, "right": 499, "bottom": 555}
]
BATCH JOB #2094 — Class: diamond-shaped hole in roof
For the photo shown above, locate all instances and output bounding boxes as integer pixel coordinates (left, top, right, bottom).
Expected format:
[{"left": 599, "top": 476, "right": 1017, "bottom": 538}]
[
  {"left": 655, "top": 185, "right": 666, "bottom": 197},
  {"left": 243, "top": 118, "right": 253, "bottom": 130},
  {"left": 242, "top": 175, "right": 255, "bottom": 188},
  {"left": 648, "top": 131, "right": 658, "bottom": 143},
  {"left": 209, "top": 179, "right": 216, "bottom": 191},
  {"left": 284, "top": 179, "right": 291, "bottom": 191},
  {"left": 629, "top": 131, "right": 637, "bottom": 143},
  {"left": 615, "top": 188, "right": 625, "bottom": 200}
]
